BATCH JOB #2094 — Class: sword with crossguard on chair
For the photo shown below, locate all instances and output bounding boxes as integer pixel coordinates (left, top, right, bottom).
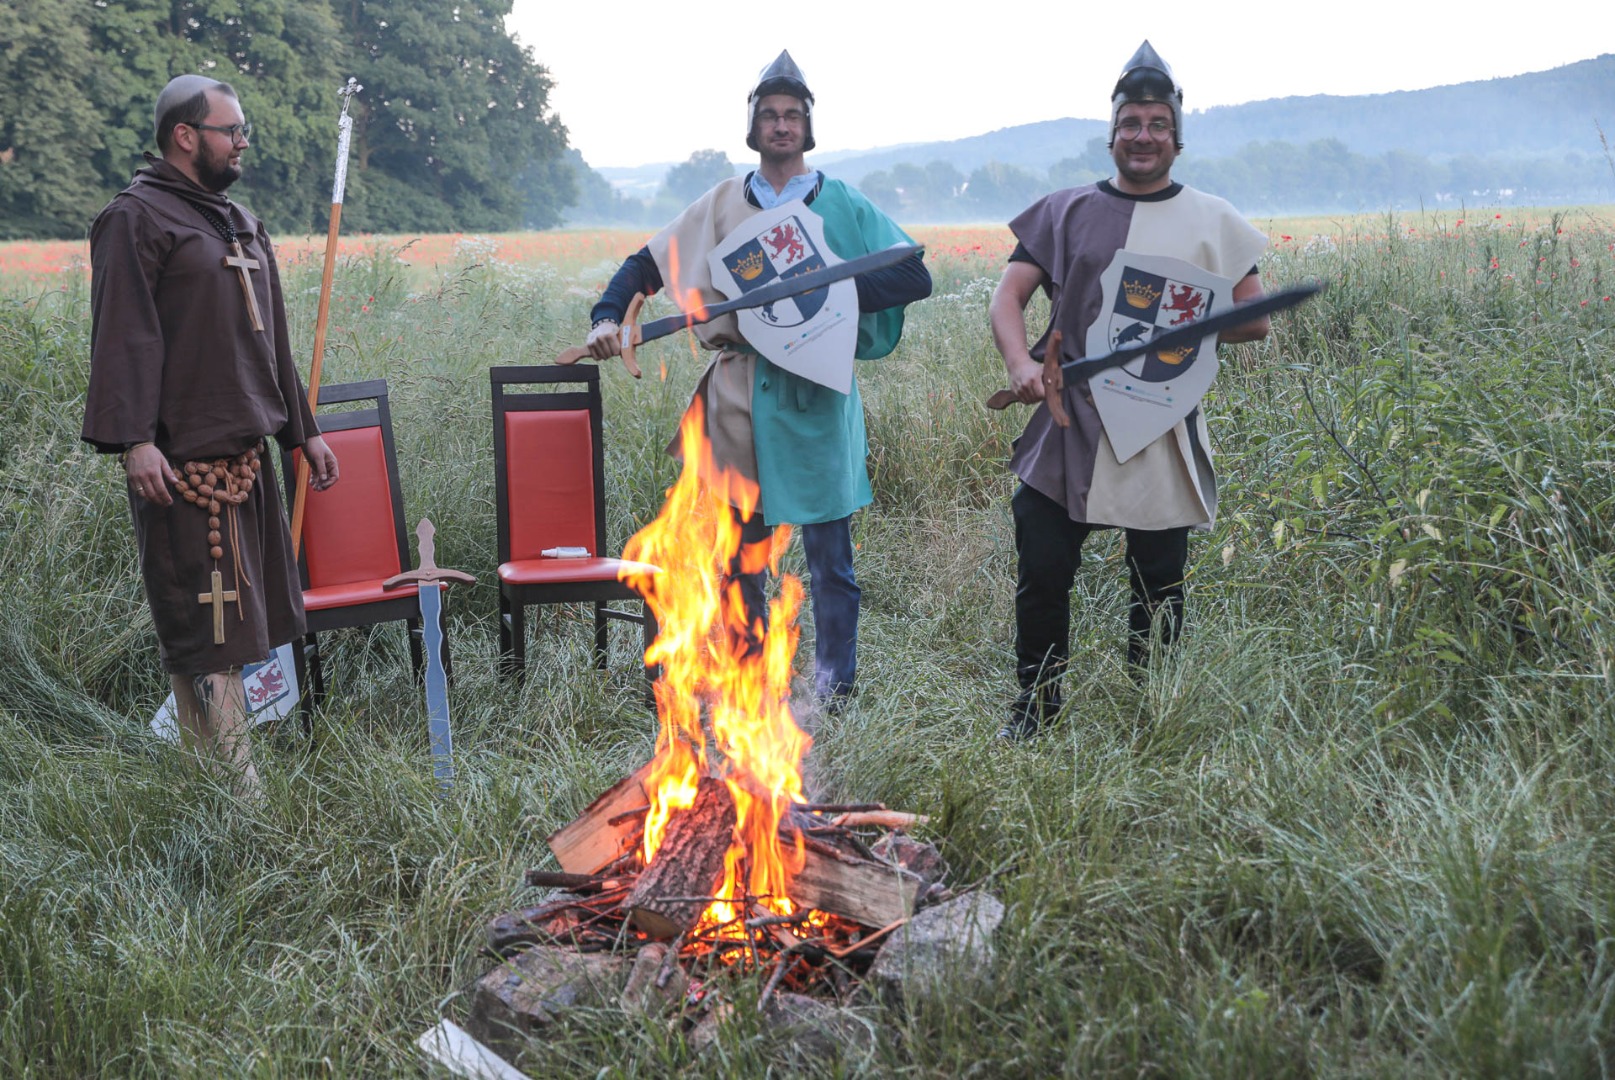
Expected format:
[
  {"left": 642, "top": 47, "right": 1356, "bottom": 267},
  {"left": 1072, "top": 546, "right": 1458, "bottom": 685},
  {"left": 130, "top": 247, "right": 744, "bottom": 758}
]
[
  {"left": 555, "top": 243, "right": 924, "bottom": 376},
  {"left": 986, "top": 282, "right": 1324, "bottom": 428},
  {"left": 383, "top": 518, "right": 475, "bottom": 793}
]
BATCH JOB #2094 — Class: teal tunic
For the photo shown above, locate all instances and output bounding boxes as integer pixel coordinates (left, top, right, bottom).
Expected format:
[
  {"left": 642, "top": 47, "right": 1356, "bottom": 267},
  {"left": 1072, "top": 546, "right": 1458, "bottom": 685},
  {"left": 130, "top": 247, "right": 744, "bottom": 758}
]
[
  {"left": 749, "top": 180, "right": 912, "bottom": 525},
  {"left": 648, "top": 176, "right": 915, "bottom": 526}
]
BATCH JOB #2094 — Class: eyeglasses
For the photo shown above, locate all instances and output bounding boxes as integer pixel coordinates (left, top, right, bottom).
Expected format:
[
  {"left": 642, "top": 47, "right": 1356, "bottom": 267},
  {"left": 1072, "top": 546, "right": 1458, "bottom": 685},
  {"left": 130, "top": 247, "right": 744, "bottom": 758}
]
[
  {"left": 1114, "top": 118, "right": 1174, "bottom": 141},
  {"left": 756, "top": 109, "right": 806, "bottom": 126},
  {"left": 189, "top": 121, "right": 253, "bottom": 144}
]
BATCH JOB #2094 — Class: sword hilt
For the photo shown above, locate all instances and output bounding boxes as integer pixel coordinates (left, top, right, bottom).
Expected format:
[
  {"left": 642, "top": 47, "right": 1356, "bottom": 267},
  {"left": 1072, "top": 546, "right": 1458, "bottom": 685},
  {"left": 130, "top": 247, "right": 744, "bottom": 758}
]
[
  {"left": 1042, "top": 330, "right": 1070, "bottom": 429},
  {"left": 618, "top": 293, "right": 645, "bottom": 379},
  {"left": 554, "top": 294, "right": 644, "bottom": 378},
  {"left": 984, "top": 329, "right": 1068, "bottom": 427},
  {"left": 383, "top": 518, "right": 475, "bottom": 589}
]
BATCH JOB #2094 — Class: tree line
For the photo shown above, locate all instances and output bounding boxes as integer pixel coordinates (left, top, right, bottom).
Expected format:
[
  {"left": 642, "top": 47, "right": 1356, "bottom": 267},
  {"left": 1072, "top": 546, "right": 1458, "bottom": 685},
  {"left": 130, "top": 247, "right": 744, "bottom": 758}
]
[
  {"left": 562, "top": 137, "right": 1611, "bottom": 229},
  {"left": 855, "top": 139, "right": 1612, "bottom": 222},
  {"left": 0, "top": 0, "right": 575, "bottom": 240}
]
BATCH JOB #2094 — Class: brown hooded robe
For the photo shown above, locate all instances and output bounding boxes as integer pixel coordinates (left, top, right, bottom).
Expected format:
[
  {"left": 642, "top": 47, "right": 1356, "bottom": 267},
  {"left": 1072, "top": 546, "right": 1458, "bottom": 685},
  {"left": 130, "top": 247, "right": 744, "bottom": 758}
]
[{"left": 83, "top": 156, "right": 318, "bottom": 675}]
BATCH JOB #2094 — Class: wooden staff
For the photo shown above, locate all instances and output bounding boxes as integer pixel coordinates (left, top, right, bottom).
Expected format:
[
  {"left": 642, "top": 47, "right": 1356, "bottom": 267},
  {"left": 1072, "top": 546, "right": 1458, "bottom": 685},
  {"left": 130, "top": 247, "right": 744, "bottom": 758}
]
[{"left": 290, "top": 77, "right": 361, "bottom": 560}]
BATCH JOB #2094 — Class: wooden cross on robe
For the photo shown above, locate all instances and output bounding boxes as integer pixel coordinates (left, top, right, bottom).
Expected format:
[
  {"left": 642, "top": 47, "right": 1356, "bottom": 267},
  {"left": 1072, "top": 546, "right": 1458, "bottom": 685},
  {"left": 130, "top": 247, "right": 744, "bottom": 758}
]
[
  {"left": 222, "top": 242, "right": 265, "bottom": 333},
  {"left": 198, "top": 569, "right": 239, "bottom": 644}
]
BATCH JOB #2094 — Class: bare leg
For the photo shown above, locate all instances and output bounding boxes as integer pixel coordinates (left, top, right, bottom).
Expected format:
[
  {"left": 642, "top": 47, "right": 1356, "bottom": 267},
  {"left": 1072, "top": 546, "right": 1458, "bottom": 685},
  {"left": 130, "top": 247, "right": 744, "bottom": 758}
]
[{"left": 169, "top": 669, "right": 263, "bottom": 801}]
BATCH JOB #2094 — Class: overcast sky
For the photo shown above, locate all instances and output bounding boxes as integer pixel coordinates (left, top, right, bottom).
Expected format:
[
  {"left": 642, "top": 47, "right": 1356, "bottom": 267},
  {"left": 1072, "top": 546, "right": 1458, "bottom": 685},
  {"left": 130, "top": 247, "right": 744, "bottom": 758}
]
[{"left": 504, "top": 0, "right": 1606, "bottom": 169}]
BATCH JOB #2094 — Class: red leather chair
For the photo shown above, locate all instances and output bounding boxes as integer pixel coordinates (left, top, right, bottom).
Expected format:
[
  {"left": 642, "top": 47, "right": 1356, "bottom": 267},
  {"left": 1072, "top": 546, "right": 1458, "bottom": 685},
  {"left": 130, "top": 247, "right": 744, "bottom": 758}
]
[
  {"left": 285, "top": 379, "right": 437, "bottom": 716},
  {"left": 491, "top": 365, "right": 658, "bottom": 686}
]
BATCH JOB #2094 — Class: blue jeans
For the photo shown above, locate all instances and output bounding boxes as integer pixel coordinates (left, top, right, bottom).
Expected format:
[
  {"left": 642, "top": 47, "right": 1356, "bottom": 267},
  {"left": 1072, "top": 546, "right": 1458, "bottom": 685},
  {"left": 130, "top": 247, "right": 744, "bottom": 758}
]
[
  {"left": 800, "top": 517, "right": 859, "bottom": 699},
  {"left": 731, "top": 512, "right": 859, "bottom": 700}
]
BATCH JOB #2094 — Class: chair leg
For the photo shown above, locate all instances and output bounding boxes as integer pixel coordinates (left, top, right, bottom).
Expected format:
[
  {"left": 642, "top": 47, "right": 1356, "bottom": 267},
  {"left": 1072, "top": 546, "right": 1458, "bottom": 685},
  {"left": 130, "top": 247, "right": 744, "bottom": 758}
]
[
  {"left": 307, "top": 630, "right": 327, "bottom": 706},
  {"left": 500, "top": 591, "right": 527, "bottom": 683},
  {"left": 594, "top": 603, "right": 609, "bottom": 669},
  {"left": 512, "top": 600, "right": 528, "bottom": 685},
  {"left": 407, "top": 616, "right": 425, "bottom": 684},
  {"left": 294, "top": 633, "right": 314, "bottom": 735},
  {"left": 642, "top": 606, "right": 660, "bottom": 708}
]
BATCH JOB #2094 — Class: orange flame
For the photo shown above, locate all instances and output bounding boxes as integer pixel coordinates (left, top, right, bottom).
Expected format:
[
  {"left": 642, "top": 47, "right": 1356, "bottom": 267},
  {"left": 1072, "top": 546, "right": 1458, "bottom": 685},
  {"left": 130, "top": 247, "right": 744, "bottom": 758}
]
[
  {"left": 619, "top": 397, "right": 810, "bottom": 928},
  {"left": 664, "top": 236, "right": 711, "bottom": 326}
]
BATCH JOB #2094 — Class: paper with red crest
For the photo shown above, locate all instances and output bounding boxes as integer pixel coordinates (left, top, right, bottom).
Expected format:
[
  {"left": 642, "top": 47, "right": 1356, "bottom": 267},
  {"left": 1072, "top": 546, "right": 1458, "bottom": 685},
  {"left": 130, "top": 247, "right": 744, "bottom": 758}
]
[{"left": 1085, "top": 251, "right": 1238, "bottom": 463}]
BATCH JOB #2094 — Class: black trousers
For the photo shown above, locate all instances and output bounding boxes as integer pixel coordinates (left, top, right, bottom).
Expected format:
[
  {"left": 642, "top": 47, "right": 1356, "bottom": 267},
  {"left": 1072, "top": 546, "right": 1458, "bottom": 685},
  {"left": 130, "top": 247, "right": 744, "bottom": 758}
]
[{"left": 1013, "top": 483, "right": 1190, "bottom": 691}]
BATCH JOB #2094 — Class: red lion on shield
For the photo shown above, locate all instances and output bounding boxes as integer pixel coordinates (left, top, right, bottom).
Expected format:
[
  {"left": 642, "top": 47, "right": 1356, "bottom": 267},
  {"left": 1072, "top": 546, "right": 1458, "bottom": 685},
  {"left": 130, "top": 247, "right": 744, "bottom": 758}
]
[
  {"left": 763, "top": 223, "right": 806, "bottom": 265},
  {"left": 1162, "top": 283, "right": 1207, "bottom": 326}
]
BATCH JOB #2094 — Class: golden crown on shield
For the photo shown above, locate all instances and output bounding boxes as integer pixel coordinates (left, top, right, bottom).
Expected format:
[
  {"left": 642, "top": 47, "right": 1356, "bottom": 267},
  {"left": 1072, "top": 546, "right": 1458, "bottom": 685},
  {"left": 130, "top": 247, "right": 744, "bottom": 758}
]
[
  {"left": 1123, "top": 279, "right": 1162, "bottom": 308},
  {"left": 730, "top": 249, "right": 766, "bottom": 281}
]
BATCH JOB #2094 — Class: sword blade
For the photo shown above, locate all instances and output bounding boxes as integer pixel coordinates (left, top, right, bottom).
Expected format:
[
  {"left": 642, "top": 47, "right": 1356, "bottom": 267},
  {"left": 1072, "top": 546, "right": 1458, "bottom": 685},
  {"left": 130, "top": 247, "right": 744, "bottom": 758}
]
[
  {"left": 417, "top": 582, "right": 454, "bottom": 792},
  {"left": 986, "top": 282, "right": 1324, "bottom": 412},
  {"left": 635, "top": 243, "right": 924, "bottom": 346},
  {"left": 1061, "top": 282, "right": 1323, "bottom": 382}
]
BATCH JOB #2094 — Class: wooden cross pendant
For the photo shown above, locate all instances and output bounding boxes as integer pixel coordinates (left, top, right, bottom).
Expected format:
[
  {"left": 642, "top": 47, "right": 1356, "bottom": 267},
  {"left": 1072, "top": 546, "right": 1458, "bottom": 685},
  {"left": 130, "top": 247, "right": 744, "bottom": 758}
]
[
  {"left": 222, "top": 241, "right": 265, "bottom": 333},
  {"left": 198, "top": 569, "right": 239, "bottom": 645}
]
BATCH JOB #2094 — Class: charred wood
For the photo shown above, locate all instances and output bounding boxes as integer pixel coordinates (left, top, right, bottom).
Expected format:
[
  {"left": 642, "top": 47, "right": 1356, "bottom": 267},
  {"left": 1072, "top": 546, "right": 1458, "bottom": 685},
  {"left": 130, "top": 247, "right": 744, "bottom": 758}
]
[{"left": 625, "top": 777, "right": 738, "bottom": 939}]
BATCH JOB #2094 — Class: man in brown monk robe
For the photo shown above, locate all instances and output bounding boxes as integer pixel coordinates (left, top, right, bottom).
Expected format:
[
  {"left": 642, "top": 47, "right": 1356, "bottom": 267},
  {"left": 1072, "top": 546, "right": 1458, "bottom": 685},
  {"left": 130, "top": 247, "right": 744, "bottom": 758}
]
[{"left": 82, "top": 75, "right": 339, "bottom": 795}]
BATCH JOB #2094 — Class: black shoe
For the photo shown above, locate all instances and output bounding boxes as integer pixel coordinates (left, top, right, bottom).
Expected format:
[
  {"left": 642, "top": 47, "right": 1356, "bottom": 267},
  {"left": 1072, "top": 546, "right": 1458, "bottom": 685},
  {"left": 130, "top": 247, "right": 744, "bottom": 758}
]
[
  {"left": 814, "top": 681, "right": 855, "bottom": 718},
  {"left": 996, "top": 711, "right": 1039, "bottom": 742},
  {"left": 997, "top": 687, "right": 1059, "bottom": 742}
]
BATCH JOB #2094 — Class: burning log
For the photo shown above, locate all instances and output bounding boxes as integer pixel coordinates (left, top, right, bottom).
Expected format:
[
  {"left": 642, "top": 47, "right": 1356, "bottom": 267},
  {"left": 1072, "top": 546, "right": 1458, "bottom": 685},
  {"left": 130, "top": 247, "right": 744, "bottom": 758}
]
[
  {"left": 787, "top": 838, "right": 922, "bottom": 928},
  {"left": 625, "top": 777, "right": 738, "bottom": 939},
  {"left": 546, "top": 764, "right": 651, "bottom": 874}
]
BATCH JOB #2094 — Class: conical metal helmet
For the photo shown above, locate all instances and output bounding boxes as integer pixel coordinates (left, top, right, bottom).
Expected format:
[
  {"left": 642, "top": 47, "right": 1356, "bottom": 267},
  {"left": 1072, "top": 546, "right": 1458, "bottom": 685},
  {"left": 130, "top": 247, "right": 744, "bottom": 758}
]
[
  {"left": 746, "top": 49, "right": 815, "bottom": 152},
  {"left": 1110, "top": 40, "right": 1183, "bottom": 149}
]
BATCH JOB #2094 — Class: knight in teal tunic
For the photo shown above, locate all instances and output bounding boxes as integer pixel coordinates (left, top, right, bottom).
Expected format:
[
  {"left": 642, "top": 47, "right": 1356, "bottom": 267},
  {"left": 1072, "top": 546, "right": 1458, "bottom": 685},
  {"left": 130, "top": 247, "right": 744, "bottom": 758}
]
[{"left": 577, "top": 50, "right": 930, "bottom": 707}]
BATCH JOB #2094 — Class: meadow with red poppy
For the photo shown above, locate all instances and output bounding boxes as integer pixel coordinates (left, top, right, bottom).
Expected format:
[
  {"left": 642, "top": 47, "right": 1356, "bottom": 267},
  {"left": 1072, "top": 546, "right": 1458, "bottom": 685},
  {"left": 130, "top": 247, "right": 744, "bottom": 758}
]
[{"left": 2, "top": 205, "right": 1614, "bottom": 1075}]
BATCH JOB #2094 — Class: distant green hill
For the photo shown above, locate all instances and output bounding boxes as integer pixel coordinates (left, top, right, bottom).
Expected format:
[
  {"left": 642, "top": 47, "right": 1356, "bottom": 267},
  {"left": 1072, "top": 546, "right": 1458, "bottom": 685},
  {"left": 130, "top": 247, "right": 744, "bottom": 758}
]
[
  {"left": 582, "top": 55, "right": 1615, "bottom": 223},
  {"left": 814, "top": 54, "right": 1613, "bottom": 182}
]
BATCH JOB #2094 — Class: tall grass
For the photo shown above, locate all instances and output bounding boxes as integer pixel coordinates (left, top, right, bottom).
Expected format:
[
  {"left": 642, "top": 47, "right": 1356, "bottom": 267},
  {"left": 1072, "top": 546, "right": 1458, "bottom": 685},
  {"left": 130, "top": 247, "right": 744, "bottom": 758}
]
[{"left": 1, "top": 210, "right": 1612, "bottom": 1076}]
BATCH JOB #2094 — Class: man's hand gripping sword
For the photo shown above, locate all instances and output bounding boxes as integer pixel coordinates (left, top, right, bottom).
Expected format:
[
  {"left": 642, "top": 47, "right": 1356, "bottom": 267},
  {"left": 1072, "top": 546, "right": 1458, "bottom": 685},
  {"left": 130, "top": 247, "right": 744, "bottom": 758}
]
[{"left": 553, "top": 244, "right": 925, "bottom": 377}]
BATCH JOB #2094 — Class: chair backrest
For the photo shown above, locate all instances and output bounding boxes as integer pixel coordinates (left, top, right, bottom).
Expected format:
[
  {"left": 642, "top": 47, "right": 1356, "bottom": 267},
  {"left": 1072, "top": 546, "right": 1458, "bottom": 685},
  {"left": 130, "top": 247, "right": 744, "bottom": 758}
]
[
  {"left": 284, "top": 379, "right": 409, "bottom": 588},
  {"left": 490, "top": 366, "right": 606, "bottom": 564}
]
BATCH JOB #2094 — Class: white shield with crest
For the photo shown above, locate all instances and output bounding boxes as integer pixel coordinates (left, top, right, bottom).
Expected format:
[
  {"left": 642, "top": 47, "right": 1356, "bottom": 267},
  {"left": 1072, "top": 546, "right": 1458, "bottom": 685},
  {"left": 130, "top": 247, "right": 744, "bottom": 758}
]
[
  {"left": 1086, "top": 251, "right": 1239, "bottom": 463},
  {"left": 707, "top": 200, "right": 858, "bottom": 394}
]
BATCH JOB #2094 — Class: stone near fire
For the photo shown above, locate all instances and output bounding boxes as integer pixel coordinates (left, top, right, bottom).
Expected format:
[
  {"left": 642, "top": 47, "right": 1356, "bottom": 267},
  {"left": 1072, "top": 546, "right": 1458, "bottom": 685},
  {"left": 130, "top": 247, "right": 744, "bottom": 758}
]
[
  {"left": 866, "top": 891, "right": 1006, "bottom": 999},
  {"left": 762, "top": 993, "right": 878, "bottom": 1063},
  {"left": 465, "top": 945, "right": 629, "bottom": 1052},
  {"left": 689, "top": 996, "right": 876, "bottom": 1064}
]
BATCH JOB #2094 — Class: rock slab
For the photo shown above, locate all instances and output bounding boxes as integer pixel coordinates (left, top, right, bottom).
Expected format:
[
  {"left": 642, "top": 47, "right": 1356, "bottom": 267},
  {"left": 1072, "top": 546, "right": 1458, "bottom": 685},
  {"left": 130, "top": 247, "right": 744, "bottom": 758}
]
[
  {"left": 867, "top": 891, "right": 1005, "bottom": 998},
  {"left": 466, "top": 944, "right": 629, "bottom": 1052}
]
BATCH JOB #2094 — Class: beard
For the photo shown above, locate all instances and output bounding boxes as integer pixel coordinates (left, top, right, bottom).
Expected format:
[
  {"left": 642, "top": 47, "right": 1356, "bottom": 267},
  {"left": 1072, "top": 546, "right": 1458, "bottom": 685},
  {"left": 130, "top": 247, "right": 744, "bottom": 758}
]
[
  {"left": 193, "top": 142, "right": 242, "bottom": 193},
  {"left": 755, "top": 124, "right": 805, "bottom": 168}
]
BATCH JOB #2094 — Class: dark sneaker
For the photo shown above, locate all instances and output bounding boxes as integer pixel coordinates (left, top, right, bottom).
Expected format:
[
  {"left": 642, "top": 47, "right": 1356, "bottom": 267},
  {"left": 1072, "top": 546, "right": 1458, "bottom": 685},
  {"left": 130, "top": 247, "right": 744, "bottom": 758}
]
[
  {"left": 996, "top": 710, "right": 1039, "bottom": 742},
  {"left": 997, "top": 687, "right": 1059, "bottom": 742}
]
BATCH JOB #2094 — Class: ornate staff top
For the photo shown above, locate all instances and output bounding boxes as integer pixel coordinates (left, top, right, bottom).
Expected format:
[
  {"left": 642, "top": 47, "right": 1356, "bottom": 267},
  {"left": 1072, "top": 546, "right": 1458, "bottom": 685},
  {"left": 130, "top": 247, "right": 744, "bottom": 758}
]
[{"left": 332, "top": 77, "right": 362, "bottom": 205}]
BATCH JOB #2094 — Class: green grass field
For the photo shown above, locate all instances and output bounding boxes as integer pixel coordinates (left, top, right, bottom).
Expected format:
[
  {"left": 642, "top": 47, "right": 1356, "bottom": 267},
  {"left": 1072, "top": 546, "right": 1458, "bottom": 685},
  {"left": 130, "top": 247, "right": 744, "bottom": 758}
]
[{"left": 2, "top": 206, "right": 1613, "bottom": 1076}]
